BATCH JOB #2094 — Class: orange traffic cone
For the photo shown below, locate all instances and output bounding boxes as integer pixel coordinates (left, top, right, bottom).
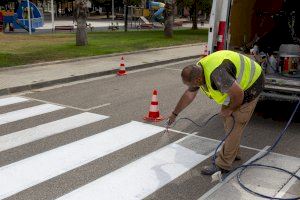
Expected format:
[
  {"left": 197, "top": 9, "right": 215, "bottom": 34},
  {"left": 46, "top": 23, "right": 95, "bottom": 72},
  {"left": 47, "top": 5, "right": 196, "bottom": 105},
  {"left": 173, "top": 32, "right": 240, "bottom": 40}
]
[
  {"left": 117, "top": 57, "right": 127, "bottom": 76},
  {"left": 144, "top": 90, "right": 164, "bottom": 122}
]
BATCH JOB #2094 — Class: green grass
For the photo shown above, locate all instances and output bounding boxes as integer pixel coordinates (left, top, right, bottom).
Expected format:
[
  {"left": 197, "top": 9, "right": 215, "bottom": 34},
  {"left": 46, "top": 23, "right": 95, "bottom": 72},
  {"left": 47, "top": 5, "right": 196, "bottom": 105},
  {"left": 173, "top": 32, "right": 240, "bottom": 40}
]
[{"left": 0, "top": 29, "right": 208, "bottom": 68}]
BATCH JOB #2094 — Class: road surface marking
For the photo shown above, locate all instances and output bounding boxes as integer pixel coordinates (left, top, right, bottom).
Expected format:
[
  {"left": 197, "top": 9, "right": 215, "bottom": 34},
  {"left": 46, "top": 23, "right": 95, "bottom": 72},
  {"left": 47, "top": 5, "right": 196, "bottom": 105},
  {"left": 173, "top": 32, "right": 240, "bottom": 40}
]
[
  {"left": 169, "top": 128, "right": 262, "bottom": 152},
  {"left": 275, "top": 168, "right": 300, "bottom": 198},
  {"left": 0, "top": 112, "right": 109, "bottom": 152},
  {"left": 57, "top": 143, "right": 207, "bottom": 200},
  {"left": 19, "top": 59, "right": 197, "bottom": 95},
  {"left": 163, "top": 67, "right": 183, "bottom": 71},
  {"left": 198, "top": 146, "right": 270, "bottom": 200},
  {"left": 23, "top": 96, "right": 110, "bottom": 111},
  {"left": 0, "top": 97, "right": 29, "bottom": 107},
  {"left": 0, "top": 104, "right": 64, "bottom": 126},
  {"left": 84, "top": 103, "right": 111, "bottom": 111},
  {"left": 0, "top": 121, "right": 164, "bottom": 199}
]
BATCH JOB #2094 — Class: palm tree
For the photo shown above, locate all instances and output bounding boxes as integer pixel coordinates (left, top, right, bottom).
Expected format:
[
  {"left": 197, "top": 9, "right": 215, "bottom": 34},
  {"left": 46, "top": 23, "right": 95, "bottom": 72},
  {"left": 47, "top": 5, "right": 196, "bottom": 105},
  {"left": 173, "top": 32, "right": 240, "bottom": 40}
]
[{"left": 74, "top": 0, "right": 88, "bottom": 46}]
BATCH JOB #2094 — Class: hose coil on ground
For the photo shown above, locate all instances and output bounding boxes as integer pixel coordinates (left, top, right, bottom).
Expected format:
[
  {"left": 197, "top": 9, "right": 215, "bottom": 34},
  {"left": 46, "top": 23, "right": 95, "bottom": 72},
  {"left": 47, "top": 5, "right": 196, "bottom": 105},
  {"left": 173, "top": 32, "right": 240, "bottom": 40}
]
[{"left": 168, "top": 100, "right": 300, "bottom": 200}]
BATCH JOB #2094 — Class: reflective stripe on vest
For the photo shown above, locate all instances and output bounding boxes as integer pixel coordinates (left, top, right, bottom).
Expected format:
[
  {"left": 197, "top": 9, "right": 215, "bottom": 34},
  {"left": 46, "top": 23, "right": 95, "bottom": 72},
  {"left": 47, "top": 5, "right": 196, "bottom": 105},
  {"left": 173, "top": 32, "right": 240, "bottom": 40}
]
[
  {"left": 249, "top": 59, "right": 256, "bottom": 86},
  {"left": 237, "top": 54, "right": 245, "bottom": 84},
  {"left": 197, "top": 50, "right": 262, "bottom": 105}
]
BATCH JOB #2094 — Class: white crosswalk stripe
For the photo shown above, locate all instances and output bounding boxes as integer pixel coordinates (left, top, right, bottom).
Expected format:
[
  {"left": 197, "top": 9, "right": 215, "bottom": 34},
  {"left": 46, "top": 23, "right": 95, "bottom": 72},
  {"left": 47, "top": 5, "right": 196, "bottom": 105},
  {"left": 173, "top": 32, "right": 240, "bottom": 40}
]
[
  {"left": 0, "top": 112, "right": 109, "bottom": 152},
  {"left": 0, "top": 121, "right": 164, "bottom": 199},
  {"left": 0, "top": 97, "right": 29, "bottom": 107},
  {"left": 0, "top": 104, "right": 64, "bottom": 125},
  {"left": 57, "top": 142, "right": 208, "bottom": 200}
]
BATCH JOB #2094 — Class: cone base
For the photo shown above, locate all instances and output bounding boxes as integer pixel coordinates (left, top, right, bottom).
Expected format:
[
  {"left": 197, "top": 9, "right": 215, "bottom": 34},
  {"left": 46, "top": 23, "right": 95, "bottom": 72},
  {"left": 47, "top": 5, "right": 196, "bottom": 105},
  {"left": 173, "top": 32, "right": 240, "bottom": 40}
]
[
  {"left": 117, "top": 71, "right": 127, "bottom": 76},
  {"left": 144, "top": 116, "right": 164, "bottom": 122}
]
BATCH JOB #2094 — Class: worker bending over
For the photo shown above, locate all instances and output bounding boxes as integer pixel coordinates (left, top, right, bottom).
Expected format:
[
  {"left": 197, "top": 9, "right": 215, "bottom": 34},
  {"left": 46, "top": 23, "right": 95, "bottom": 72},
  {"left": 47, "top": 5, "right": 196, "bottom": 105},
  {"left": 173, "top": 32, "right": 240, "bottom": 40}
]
[{"left": 167, "top": 50, "right": 265, "bottom": 175}]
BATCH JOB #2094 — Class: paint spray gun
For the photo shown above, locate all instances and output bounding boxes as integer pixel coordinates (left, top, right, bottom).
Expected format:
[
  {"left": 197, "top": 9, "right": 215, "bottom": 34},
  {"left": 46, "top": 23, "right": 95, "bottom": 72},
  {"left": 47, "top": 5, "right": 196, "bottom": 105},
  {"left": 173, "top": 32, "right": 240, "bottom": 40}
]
[{"left": 163, "top": 119, "right": 170, "bottom": 133}]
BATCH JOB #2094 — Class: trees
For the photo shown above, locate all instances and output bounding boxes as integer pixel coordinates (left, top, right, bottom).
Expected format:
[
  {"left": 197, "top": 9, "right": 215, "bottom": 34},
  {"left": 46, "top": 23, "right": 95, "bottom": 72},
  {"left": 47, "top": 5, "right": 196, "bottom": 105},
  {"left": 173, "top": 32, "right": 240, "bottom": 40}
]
[
  {"left": 74, "top": 0, "right": 88, "bottom": 46},
  {"left": 164, "top": 1, "right": 174, "bottom": 38},
  {"left": 92, "top": 0, "right": 115, "bottom": 18},
  {"left": 92, "top": 0, "right": 141, "bottom": 20},
  {"left": 176, "top": 0, "right": 211, "bottom": 30}
]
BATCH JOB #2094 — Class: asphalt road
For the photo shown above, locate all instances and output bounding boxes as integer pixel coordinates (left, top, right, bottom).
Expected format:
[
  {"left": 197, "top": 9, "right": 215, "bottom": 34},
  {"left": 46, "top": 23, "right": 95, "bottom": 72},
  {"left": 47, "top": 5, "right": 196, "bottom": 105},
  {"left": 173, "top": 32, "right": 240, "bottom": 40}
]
[{"left": 0, "top": 59, "right": 299, "bottom": 200}]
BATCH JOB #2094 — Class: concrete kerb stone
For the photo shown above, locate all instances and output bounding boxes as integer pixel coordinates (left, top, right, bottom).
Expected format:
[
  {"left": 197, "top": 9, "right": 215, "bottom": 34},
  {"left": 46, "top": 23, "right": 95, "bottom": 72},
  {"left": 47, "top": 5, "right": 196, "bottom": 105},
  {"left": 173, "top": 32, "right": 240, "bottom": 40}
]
[
  {"left": 0, "top": 43, "right": 206, "bottom": 72},
  {"left": 0, "top": 55, "right": 199, "bottom": 96}
]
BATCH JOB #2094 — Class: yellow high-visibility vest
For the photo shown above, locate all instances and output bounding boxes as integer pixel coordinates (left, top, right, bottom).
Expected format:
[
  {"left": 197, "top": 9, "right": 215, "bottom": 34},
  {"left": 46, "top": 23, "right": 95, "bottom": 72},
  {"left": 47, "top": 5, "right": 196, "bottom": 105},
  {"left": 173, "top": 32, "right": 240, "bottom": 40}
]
[{"left": 197, "top": 50, "right": 262, "bottom": 105}]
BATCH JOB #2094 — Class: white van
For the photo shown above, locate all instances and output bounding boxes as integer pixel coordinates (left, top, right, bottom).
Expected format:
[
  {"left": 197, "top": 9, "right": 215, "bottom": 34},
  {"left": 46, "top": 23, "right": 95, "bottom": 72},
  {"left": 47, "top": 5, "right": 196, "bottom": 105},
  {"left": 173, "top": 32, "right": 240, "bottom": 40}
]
[{"left": 208, "top": 0, "right": 300, "bottom": 101}]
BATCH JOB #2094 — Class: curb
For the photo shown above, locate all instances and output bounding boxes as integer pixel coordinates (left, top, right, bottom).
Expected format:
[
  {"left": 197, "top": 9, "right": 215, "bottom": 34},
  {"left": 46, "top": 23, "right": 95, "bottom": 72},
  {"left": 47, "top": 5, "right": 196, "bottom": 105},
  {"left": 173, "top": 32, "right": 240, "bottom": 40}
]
[
  {"left": 0, "top": 43, "right": 205, "bottom": 72},
  {"left": 0, "top": 55, "right": 199, "bottom": 96}
]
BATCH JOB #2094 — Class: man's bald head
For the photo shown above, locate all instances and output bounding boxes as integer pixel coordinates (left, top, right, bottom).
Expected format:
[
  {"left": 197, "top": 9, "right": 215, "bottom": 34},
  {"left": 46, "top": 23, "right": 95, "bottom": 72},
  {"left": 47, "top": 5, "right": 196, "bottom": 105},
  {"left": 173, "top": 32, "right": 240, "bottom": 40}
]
[{"left": 181, "top": 64, "right": 204, "bottom": 85}]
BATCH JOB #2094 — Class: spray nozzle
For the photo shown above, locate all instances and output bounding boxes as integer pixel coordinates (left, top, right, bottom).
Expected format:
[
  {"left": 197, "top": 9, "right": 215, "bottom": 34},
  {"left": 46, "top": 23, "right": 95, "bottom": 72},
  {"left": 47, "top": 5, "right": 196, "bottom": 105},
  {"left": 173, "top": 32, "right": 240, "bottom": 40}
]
[{"left": 163, "top": 119, "right": 170, "bottom": 133}]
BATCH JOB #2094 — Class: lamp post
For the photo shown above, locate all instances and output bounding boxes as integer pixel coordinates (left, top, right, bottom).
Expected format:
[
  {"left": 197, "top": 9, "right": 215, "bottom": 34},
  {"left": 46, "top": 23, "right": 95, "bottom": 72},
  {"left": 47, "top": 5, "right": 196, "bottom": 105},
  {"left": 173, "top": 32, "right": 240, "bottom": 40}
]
[
  {"left": 112, "top": 0, "right": 114, "bottom": 21},
  {"left": 27, "top": 0, "right": 32, "bottom": 34},
  {"left": 51, "top": 0, "right": 54, "bottom": 31}
]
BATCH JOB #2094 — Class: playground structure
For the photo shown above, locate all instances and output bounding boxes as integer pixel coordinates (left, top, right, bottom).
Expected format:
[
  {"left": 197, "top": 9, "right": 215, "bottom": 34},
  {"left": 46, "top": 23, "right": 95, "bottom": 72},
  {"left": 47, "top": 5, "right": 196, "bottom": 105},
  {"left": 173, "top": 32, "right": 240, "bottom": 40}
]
[
  {"left": 0, "top": 0, "right": 43, "bottom": 32},
  {"left": 147, "top": 1, "right": 165, "bottom": 22},
  {"left": 126, "top": 1, "right": 166, "bottom": 29},
  {"left": 130, "top": 1, "right": 183, "bottom": 29}
]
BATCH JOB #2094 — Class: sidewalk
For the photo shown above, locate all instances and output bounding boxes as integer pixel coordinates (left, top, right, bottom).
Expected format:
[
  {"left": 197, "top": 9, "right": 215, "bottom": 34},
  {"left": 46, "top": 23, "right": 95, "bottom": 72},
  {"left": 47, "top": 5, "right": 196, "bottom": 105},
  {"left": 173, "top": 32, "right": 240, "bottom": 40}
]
[{"left": 0, "top": 44, "right": 205, "bottom": 96}]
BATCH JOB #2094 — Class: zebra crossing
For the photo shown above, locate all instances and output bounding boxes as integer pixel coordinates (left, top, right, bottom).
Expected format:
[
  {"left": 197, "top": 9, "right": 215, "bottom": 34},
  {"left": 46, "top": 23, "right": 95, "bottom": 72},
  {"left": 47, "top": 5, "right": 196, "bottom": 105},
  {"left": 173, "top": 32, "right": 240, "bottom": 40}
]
[
  {"left": 0, "top": 95, "right": 215, "bottom": 200},
  {"left": 0, "top": 95, "right": 298, "bottom": 200}
]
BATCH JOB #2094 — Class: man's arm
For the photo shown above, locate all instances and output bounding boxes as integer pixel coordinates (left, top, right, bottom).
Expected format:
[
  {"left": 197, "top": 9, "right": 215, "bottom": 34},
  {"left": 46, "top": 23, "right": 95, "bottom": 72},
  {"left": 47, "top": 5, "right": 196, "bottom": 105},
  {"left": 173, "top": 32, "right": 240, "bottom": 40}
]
[
  {"left": 167, "top": 90, "right": 198, "bottom": 126},
  {"left": 173, "top": 90, "right": 198, "bottom": 115},
  {"left": 221, "top": 81, "right": 244, "bottom": 117}
]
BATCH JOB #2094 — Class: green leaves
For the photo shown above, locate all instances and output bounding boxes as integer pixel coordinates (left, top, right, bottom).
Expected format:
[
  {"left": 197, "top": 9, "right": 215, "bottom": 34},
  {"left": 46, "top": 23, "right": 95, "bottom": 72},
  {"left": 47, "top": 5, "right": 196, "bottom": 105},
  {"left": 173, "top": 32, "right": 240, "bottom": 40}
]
[{"left": 176, "top": 0, "right": 211, "bottom": 13}]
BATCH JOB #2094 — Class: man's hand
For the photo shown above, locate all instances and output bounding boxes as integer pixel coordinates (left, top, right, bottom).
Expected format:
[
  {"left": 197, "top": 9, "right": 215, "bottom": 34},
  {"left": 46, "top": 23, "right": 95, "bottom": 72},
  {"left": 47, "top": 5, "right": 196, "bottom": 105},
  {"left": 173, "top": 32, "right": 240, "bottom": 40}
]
[
  {"left": 227, "top": 81, "right": 244, "bottom": 111},
  {"left": 220, "top": 107, "right": 233, "bottom": 117},
  {"left": 167, "top": 113, "right": 177, "bottom": 127}
]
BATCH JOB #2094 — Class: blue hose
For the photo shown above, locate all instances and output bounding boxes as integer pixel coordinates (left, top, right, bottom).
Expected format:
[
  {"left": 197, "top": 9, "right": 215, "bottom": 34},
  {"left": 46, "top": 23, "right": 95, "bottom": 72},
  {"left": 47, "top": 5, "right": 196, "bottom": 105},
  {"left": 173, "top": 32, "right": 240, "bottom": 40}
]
[
  {"left": 235, "top": 100, "right": 300, "bottom": 200},
  {"left": 169, "top": 100, "right": 300, "bottom": 200}
]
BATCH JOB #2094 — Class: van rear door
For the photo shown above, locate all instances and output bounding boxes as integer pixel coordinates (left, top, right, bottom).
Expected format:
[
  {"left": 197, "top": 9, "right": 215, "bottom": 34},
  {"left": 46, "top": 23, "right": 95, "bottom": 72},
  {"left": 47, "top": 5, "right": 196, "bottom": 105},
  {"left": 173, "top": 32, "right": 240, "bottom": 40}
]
[{"left": 208, "top": 0, "right": 231, "bottom": 54}]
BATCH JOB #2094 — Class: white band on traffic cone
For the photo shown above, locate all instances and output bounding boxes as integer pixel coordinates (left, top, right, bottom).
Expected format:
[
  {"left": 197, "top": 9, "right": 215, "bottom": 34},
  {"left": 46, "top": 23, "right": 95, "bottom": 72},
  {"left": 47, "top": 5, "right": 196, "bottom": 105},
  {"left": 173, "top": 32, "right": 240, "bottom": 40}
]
[
  {"left": 151, "top": 95, "right": 158, "bottom": 102},
  {"left": 149, "top": 104, "right": 159, "bottom": 112}
]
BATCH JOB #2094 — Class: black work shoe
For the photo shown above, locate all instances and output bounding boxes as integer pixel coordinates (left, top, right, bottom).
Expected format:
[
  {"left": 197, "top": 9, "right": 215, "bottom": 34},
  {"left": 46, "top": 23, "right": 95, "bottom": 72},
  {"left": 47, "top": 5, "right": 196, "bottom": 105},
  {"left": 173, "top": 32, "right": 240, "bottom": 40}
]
[
  {"left": 201, "top": 165, "right": 229, "bottom": 175},
  {"left": 235, "top": 155, "right": 242, "bottom": 161}
]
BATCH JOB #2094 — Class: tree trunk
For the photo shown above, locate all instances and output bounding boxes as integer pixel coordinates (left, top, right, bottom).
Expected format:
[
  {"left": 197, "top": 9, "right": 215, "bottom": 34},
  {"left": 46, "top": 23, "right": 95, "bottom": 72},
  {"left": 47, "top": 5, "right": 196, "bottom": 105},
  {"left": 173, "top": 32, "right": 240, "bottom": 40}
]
[
  {"left": 164, "top": 1, "right": 174, "bottom": 38},
  {"left": 74, "top": 0, "right": 88, "bottom": 46},
  {"left": 105, "top": 5, "right": 110, "bottom": 19},
  {"left": 191, "top": 1, "right": 198, "bottom": 30}
]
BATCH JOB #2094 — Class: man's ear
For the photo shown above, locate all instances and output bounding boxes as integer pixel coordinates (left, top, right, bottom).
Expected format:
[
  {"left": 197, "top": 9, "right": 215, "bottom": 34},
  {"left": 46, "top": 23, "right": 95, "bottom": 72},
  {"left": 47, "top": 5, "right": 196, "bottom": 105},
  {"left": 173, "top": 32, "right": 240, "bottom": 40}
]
[{"left": 194, "top": 77, "right": 202, "bottom": 85}]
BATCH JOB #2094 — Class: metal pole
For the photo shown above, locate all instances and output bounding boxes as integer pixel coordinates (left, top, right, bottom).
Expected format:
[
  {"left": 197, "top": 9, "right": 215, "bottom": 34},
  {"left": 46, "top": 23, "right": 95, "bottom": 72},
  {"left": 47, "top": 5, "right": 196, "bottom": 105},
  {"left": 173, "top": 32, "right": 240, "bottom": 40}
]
[
  {"left": 27, "top": 0, "right": 32, "bottom": 35},
  {"left": 112, "top": 0, "right": 114, "bottom": 21},
  {"left": 51, "top": 0, "right": 54, "bottom": 31},
  {"left": 124, "top": 4, "right": 128, "bottom": 32}
]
